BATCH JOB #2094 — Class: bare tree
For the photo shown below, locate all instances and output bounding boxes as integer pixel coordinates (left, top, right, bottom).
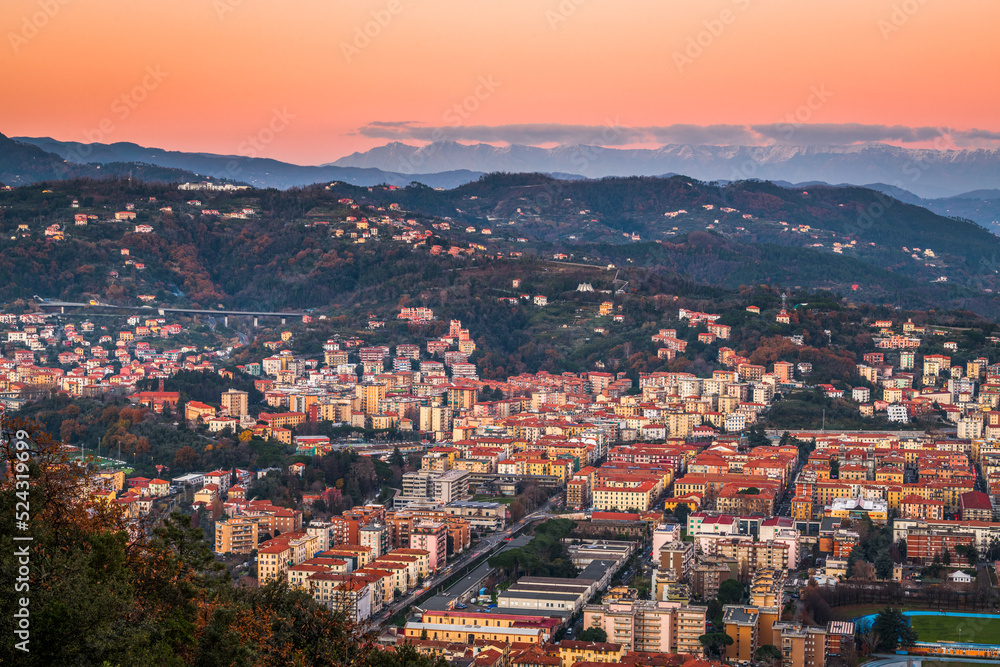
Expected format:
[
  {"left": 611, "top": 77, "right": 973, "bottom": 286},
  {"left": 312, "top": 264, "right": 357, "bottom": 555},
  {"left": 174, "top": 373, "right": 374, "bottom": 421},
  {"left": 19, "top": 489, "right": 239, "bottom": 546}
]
[{"left": 851, "top": 560, "right": 876, "bottom": 581}]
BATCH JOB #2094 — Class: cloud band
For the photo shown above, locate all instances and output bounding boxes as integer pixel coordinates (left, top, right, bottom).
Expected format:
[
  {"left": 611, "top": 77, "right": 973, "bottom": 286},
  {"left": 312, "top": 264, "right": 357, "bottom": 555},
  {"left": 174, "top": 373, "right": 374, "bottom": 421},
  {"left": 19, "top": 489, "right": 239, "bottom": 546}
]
[{"left": 355, "top": 121, "right": 1000, "bottom": 148}]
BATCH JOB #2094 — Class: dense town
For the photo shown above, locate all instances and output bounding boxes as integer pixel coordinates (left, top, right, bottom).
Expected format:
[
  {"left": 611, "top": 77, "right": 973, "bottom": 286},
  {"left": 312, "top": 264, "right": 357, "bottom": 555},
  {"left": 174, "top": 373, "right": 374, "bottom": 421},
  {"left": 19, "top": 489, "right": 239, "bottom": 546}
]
[{"left": 6, "top": 282, "right": 1000, "bottom": 667}]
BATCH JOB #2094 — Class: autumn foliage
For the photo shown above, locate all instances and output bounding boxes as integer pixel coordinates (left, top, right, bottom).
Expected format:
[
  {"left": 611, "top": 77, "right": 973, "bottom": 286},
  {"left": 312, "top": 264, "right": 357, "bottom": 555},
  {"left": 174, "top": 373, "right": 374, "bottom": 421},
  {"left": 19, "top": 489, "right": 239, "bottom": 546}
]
[{"left": 0, "top": 416, "right": 443, "bottom": 666}]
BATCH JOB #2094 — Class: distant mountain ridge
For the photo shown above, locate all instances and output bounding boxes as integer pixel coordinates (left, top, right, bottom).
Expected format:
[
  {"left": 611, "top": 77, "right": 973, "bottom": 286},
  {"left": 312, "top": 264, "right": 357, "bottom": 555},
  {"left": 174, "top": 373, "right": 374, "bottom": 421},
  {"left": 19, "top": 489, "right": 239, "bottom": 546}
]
[
  {"left": 6, "top": 134, "right": 1000, "bottom": 225},
  {"left": 859, "top": 182, "right": 1000, "bottom": 230},
  {"left": 332, "top": 140, "right": 1000, "bottom": 199},
  {"left": 13, "top": 136, "right": 484, "bottom": 190},
  {"left": 0, "top": 133, "right": 221, "bottom": 186}
]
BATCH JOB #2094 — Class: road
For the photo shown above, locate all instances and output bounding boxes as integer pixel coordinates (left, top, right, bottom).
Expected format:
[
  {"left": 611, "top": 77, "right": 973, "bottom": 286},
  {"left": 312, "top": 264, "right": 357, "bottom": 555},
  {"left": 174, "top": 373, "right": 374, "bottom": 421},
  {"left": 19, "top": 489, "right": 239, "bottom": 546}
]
[
  {"left": 369, "top": 498, "right": 557, "bottom": 627},
  {"left": 34, "top": 297, "right": 303, "bottom": 317}
]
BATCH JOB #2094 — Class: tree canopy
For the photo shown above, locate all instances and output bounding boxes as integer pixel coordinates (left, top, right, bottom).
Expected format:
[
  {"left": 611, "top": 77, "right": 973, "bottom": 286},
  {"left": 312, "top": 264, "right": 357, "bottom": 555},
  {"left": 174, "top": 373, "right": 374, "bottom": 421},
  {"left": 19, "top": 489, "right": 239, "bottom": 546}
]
[
  {"left": 717, "top": 578, "right": 746, "bottom": 605},
  {"left": 578, "top": 627, "right": 608, "bottom": 642},
  {"left": 0, "top": 417, "right": 445, "bottom": 667},
  {"left": 487, "top": 519, "right": 577, "bottom": 579},
  {"left": 864, "top": 607, "right": 918, "bottom": 653}
]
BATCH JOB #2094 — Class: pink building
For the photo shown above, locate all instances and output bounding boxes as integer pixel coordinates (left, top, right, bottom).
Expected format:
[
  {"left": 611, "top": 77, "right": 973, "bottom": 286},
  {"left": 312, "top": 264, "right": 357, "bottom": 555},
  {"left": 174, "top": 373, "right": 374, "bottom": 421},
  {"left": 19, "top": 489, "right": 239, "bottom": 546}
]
[
  {"left": 409, "top": 520, "right": 447, "bottom": 572},
  {"left": 651, "top": 523, "right": 683, "bottom": 563}
]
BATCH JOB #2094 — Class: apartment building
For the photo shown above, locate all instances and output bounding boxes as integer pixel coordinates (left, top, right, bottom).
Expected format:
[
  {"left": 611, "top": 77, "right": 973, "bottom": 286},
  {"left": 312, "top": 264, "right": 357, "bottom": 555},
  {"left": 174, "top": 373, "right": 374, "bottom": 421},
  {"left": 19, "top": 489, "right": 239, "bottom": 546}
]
[
  {"left": 555, "top": 640, "right": 625, "bottom": 667},
  {"left": 215, "top": 516, "right": 260, "bottom": 554},
  {"left": 404, "top": 621, "right": 547, "bottom": 645},
  {"left": 725, "top": 604, "right": 839, "bottom": 667},
  {"left": 359, "top": 523, "right": 390, "bottom": 559},
  {"left": 725, "top": 605, "right": 759, "bottom": 662},
  {"left": 657, "top": 541, "right": 694, "bottom": 582},
  {"left": 691, "top": 558, "right": 736, "bottom": 599},
  {"left": 397, "top": 469, "right": 471, "bottom": 506},
  {"left": 581, "top": 597, "right": 707, "bottom": 654},
  {"left": 220, "top": 389, "right": 249, "bottom": 416},
  {"left": 702, "top": 537, "right": 795, "bottom": 577},
  {"left": 309, "top": 574, "right": 373, "bottom": 622},
  {"left": 379, "top": 548, "right": 431, "bottom": 580},
  {"left": 591, "top": 481, "right": 658, "bottom": 512},
  {"left": 409, "top": 521, "right": 448, "bottom": 571},
  {"left": 443, "top": 501, "right": 507, "bottom": 530},
  {"left": 893, "top": 517, "right": 1000, "bottom": 559},
  {"left": 433, "top": 469, "right": 471, "bottom": 503},
  {"left": 774, "top": 622, "right": 829, "bottom": 667}
]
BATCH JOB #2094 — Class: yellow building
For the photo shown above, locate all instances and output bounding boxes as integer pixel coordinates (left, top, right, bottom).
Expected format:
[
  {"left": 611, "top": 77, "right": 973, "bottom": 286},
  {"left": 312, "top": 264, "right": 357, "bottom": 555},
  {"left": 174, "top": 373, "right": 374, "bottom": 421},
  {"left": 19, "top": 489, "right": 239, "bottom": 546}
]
[
  {"left": 215, "top": 516, "right": 260, "bottom": 554},
  {"left": 358, "top": 383, "right": 387, "bottom": 415},
  {"left": 815, "top": 483, "right": 853, "bottom": 505},
  {"left": 838, "top": 465, "right": 869, "bottom": 482},
  {"left": 221, "top": 389, "right": 249, "bottom": 417},
  {"left": 546, "top": 441, "right": 590, "bottom": 465},
  {"left": 379, "top": 548, "right": 431, "bottom": 579},
  {"left": 370, "top": 414, "right": 398, "bottom": 430},
  {"left": 258, "top": 543, "right": 293, "bottom": 584},
  {"left": 318, "top": 399, "right": 355, "bottom": 423},
  {"left": 724, "top": 605, "right": 759, "bottom": 662},
  {"left": 424, "top": 447, "right": 459, "bottom": 471},
  {"left": 664, "top": 496, "right": 701, "bottom": 513},
  {"left": 89, "top": 489, "right": 116, "bottom": 506},
  {"left": 95, "top": 470, "right": 126, "bottom": 493},
  {"left": 193, "top": 485, "right": 219, "bottom": 505},
  {"left": 260, "top": 412, "right": 306, "bottom": 429},
  {"left": 791, "top": 497, "right": 813, "bottom": 520},
  {"left": 354, "top": 566, "right": 401, "bottom": 604},
  {"left": 185, "top": 401, "right": 216, "bottom": 423},
  {"left": 674, "top": 479, "right": 708, "bottom": 498},
  {"left": 422, "top": 610, "right": 539, "bottom": 628},
  {"left": 749, "top": 569, "right": 786, "bottom": 608},
  {"left": 373, "top": 554, "right": 419, "bottom": 588},
  {"left": 404, "top": 621, "right": 545, "bottom": 645},
  {"left": 446, "top": 385, "right": 477, "bottom": 411},
  {"left": 556, "top": 639, "right": 625, "bottom": 667},
  {"left": 875, "top": 467, "right": 904, "bottom": 484},
  {"left": 592, "top": 481, "right": 658, "bottom": 512}
]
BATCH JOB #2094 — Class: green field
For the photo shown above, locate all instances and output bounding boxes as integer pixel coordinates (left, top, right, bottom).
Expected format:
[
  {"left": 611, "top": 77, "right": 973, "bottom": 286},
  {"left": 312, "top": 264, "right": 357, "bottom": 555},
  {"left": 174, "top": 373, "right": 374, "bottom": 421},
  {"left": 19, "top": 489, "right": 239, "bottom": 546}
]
[
  {"left": 909, "top": 615, "right": 1000, "bottom": 644},
  {"left": 472, "top": 494, "right": 515, "bottom": 504},
  {"left": 831, "top": 605, "right": 893, "bottom": 621}
]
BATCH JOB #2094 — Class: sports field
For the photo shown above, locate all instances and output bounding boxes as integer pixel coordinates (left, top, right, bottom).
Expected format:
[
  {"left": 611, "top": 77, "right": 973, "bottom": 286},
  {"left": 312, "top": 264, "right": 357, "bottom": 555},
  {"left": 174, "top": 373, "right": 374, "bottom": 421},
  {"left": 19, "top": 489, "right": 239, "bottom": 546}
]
[{"left": 908, "top": 614, "right": 1000, "bottom": 644}]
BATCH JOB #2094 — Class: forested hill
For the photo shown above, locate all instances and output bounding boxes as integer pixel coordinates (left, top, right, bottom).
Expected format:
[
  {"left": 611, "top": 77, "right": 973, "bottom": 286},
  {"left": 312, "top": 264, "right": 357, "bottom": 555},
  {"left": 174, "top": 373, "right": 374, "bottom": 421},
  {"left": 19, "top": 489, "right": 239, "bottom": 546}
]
[
  {"left": 329, "top": 172, "right": 996, "bottom": 254},
  {"left": 319, "top": 174, "right": 1000, "bottom": 293},
  {"left": 2, "top": 174, "right": 1000, "bottom": 318}
]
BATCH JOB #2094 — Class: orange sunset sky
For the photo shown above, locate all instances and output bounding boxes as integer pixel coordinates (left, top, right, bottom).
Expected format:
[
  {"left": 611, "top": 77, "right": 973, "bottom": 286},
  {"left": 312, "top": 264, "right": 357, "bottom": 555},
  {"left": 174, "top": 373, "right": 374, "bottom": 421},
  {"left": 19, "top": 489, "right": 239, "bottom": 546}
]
[{"left": 3, "top": 0, "right": 999, "bottom": 165}]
